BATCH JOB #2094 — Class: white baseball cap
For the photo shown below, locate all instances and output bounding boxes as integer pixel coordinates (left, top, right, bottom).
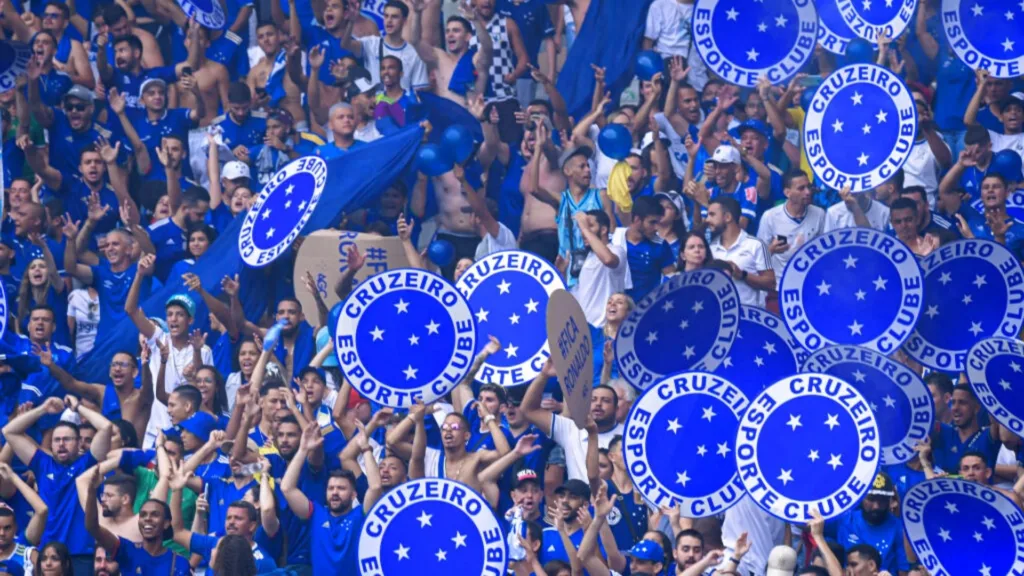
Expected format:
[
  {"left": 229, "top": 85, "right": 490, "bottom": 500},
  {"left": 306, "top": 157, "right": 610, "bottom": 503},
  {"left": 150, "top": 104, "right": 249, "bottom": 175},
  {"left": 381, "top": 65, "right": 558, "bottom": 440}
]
[
  {"left": 765, "top": 545, "right": 797, "bottom": 576},
  {"left": 711, "top": 144, "right": 741, "bottom": 165},
  {"left": 222, "top": 161, "right": 251, "bottom": 181}
]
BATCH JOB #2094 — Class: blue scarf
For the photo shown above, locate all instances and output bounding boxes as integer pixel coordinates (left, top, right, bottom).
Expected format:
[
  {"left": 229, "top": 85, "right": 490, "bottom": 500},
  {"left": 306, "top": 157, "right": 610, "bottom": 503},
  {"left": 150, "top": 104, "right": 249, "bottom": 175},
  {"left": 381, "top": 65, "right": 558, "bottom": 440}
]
[{"left": 274, "top": 320, "right": 314, "bottom": 381}]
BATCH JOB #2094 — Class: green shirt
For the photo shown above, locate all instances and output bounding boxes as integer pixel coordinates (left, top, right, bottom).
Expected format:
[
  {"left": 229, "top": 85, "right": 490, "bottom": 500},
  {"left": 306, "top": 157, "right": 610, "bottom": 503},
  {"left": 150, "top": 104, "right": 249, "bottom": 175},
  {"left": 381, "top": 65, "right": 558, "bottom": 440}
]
[{"left": 133, "top": 467, "right": 197, "bottom": 556}]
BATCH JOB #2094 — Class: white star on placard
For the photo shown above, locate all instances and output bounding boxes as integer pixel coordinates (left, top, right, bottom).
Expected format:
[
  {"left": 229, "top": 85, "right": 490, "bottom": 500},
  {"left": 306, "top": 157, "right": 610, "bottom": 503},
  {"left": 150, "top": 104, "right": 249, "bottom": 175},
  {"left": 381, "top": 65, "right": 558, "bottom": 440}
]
[
  {"left": 775, "top": 14, "right": 788, "bottom": 27},
  {"left": 725, "top": 7, "right": 739, "bottom": 20},
  {"left": 843, "top": 254, "right": 858, "bottom": 268},
  {"left": 808, "top": 449, "right": 820, "bottom": 461},
  {"left": 873, "top": 276, "right": 888, "bottom": 290},
  {"left": 817, "top": 280, "right": 832, "bottom": 296},
  {"left": 692, "top": 300, "right": 704, "bottom": 313},
  {"left": 857, "top": 152, "right": 870, "bottom": 166},
  {"left": 474, "top": 309, "right": 489, "bottom": 323},
  {"left": 875, "top": 110, "right": 888, "bottom": 123},
  {"left": 973, "top": 274, "right": 987, "bottom": 288},
  {"left": 676, "top": 471, "right": 691, "bottom": 486},
  {"left": 452, "top": 532, "right": 467, "bottom": 548},
  {"left": 394, "top": 544, "right": 411, "bottom": 560},
  {"left": 722, "top": 357, "right": 733, "bottom": 368},
  {"left": 1007, "top": 9, "right": 1016, "bottom": 20},
  {"left": 861, "top": 124, "right": 872, "bottom": 135},
  {"left": 435, "top": 549, "right": 448, "bottom": 562},
  {"left": 504, "top": 343, "right": 519, "bottom": 358},
  {"left": 683, "top": 346, "right": 696, "bottom": 359},
  {"left": 963, "top": 294, "right": 974, "bottom": 305},
  {"left": 403, "top": 365, "right": 418, "bottom": 380},
  {"left": 662, "top": 300, "right": 675, "bottom": 312},
  {"left": 1011, "top": 361, "right": 1023, "bottom": 373},
  {"left": 370, "top": 326, "right": 385, "bottom": 341},
  {"left": 525, "top": 299, "right": 540, "bottom": 313},
  {"left": 971, "top": 3, "right": 983, "bottom": 15},
  {"left": 861, "top": 0, "right": 871, "bottom": 9},
  {"left": 395, "top": 299, "right": 410, "bottom": 314},
  {"left": 408, "top": 334, "right": 420, "bottom": 346},
  {"left": 1004, "top": 38, "right": 1016, "bottom": 52},
  {"left": 509, "top": 313, "right": 521, "bottom": 325},
  {"left": 285, "top": 184, "right": 295, "bottom": 195},
  {"left": 679, "top": 319, "right": 689, "bottom": 330},
  {"left": 786, "top": 414, "right": 803, "bottom": 431},
  {"left": 763, "top": 342, "right": 776, "bottom": 355},
  {"left": 754, "top": 356, "right": 765, "bottom": 367},
  {"left": 937, "top": 527, "right": 952, "bottom": 542},
  {"left": 973, "top": 531, "right": 984, "bottom": 542},
  {"left": 968, "top": 322, "right": 984, "bottom": 336},
  {"left": 697, "top": 445, "right": 707, "bottom": 456},
  {"left": 982, "top": 517, "right": 996, "bottom": 530},
  {"left": 944, "top": 501, "right": 959, "bottom": 514},
  {"left": 497, "top": 280, "right": 512, "bottom": 294},
  {"left": 832, "top": 119, "right": 844, "bottom": 133},
  {"left": 702, "top": 406, "right": 717, "bottom": 422},
  {"left": 666, "top": 418, "right": 682, "bottom": 434},
  {"left": 297, "top": 201, "right": 308, "bottom": 211},
  {"left": 266, "top": 227, "right": 276, "bottom": 239},
  {"left": 852, "top": 370, "right": 867, "bottom": 383},
  {"left": 746, "top": 48, "right": 759, "bottom": 62},
  {"left": 757, "top": 22, "right": 768, "bottom": 32},
  {"left": 262, "top": 210, "right": 272, "bottom": 220},
  {"left": 827, "top": 453, "right": 844, "bottom": 470},
  {"left": 855, "top": 290, "right": 866, "bottom": 301},
  {"left": 851, "top": 92, "right": 864, "bottom": 106},
  {"left": 825, "top": 414, "right": 840, "bottom": 430},
  {"left": 848, "top": 320, "right": 864, "bottom": 335},
  {"left": 284, "top": 200, "right": 292, "bottom": 210},
  {"left": 883, "top": 395, "right": 896, "bottom": 408},
  {"left": 778, "top": 469, "right": 794, "bottom": 486},
  {"left": 938, "top": 271, "right": 953, "bottom": 285},
  {"left": 981, "top": 564, "right": 993, "bottom": 576},
  {"left": 417, "top": 511, "right": 433, "bottom": 527},
  {"left": 646, "top": 331, "right": 658, "bottom": 345},
  {"left": 425, "top": 320, "right": 440, "bottom": 334},
  {"left": 925, "top": 305, "right": 939, "bottom": 319},
  {"left": 716, "top": 442, "right": 731, "bottom": 457}
]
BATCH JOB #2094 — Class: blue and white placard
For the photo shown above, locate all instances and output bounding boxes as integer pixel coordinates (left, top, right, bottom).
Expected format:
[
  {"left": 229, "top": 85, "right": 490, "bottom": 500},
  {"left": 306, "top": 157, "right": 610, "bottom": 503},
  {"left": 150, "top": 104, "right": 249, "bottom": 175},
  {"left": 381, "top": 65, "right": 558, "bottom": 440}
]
[
  {"left": 176, "top": 0, "right": 226, "bottom": 30},
  {"left": 714, "top": 306, "right": 807, "bottom": 400},
  {"left": 903, "top": 478, "right": 1024, "bottom": 576},
  {"left": 967, "top": 337, "right": 1024, "bottom": 438},
  {"left": 971, "top": 189, "right": 1024, "bottom": 223},
  {"left": 358, "top": 478, "right": 508, "bottom": 576},
  {"left": 801, "top": 345, "right": 933, "bottom": 465},
  {"left": 616, "top": 270, "right": 740, "bottom": 390},
  {"left": 804, "top": 63, "right": 918, "bottom": 193},
  {"left": 239, "top": 156, "right": 326, "bottom": 267},
  {"left": 692, "top": 0, "right": 817, "bottom": 87},
  {"left": 779, "top": 228, "right": 923, "bottom": 354},
  {"left": 0, "top": 41, "right": 31, "bottom": 94},
  {"left": 455, "top": 251, "right": 564, "bottom": 387},
  {"left": 904, "top": 239, "right": 1024, "bottom": 372},
  {"left": 0, "top": 280, "right": 7, "bottom": 339},
  {"left": 943, "top": 0, "right": 1024, "bottom": 78},
  {"left": 817, "top": 0, "right": 854, "bottom": 54},
  {"left": 623, "top": 372, "right": 749, "bottom": 517},
  {"left": 838, "top": 0, "right": 917, "bottom": 42},
  {"left": 335, "top": 268, "right": 477, "bottom": 408},
  {"left": 736, "top": 373, "right": 881, "bottom": 521}
]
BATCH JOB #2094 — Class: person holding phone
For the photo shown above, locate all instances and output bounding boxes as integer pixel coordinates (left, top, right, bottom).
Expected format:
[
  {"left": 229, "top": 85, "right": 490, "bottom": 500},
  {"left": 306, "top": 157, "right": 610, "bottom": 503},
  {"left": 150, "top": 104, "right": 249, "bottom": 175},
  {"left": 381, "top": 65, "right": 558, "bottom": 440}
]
[{"left": 756, "top": 170, "right": 825, "bottom": 305}]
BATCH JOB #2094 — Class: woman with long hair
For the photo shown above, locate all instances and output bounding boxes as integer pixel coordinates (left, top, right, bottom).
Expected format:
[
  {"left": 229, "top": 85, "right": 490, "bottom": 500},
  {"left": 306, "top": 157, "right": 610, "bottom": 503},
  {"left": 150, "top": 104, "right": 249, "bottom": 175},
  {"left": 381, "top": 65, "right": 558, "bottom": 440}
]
[
  {"left": 35, "top": 542, "right": 73, "bottom": 576},
  {"left": 672, "top": 230, "right": 714, "bottom": 274},
  {"left": 595, "top": 292, "right": 635, "bottom": 385},
  {"left": 656, "top": 194, "right": 688, "bottom": 260},
  {"left": 211, "top": 535, "right": 256, "bottom": 576},
  {"left": 17, "top": 254, "right": 69, "bottom": 346},
  {"left": 194, "top": 365, "right": 230, "bottom": 428},
  {"left": 606, "top": 436, "right": 650, "bottom": 552},
  {"left": 225, "top": 339, "right": 264, "bottom": 412}
]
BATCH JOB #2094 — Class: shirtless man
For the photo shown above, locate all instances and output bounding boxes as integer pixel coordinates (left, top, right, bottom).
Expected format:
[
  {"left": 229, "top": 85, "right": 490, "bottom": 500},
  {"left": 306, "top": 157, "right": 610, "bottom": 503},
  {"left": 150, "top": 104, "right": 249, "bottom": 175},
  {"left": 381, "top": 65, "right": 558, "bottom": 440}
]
[
  {"left": 96, "top": 4, "right": 164, "bottom": 69},
  {"left": 520, "top": 115, "right": 565, "bottom": 262},
  {"left": 248, "top": 21, "right": 307, "bottom": 127},
  {"left": 39, "top": 2, "right": 95, "bottom": 88},
  {"left": 409, "top": 0, "right": 492, "bottom": 105},
  {"left": 77, "top": 469, "right": 142, "bottom": 543},
  {"left": 300, "top": 0, "right": 358, "bottom": 126},
  {"left": 170, "top": 24, "right": 230, "bottom": 127}
]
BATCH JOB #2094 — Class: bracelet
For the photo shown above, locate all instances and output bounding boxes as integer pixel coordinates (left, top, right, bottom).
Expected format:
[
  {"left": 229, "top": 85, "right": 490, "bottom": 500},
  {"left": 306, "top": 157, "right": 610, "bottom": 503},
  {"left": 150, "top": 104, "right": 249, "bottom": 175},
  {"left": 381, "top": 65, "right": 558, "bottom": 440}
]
[
  {"left": 483, "top": 414, "right": 496, "bottom": 425},
  {"left": 729, "top": 557, "right": 741, "bottom": 565}
]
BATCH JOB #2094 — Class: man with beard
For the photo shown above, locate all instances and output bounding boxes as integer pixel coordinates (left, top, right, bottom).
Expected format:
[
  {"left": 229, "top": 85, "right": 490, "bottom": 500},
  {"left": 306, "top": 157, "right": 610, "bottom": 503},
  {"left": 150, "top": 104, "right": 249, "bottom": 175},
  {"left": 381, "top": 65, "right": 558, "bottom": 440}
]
[
  {"left": 299, "top": 0, "right": 357, "bottom": 123},
  {"left": 94, "top": 546, "right": 122, "bottom": 576},
  {"left": 35, "top": 2, "right": 93, "bottom": 88},
  {"left": 706, "top": 197, "right": 774, "bottom": 307},
  {"left": 85, "top": 468, "right": 190, "bottom": 576},
  {"left": 939, "top": 125, "right": 993, "bottom": 201},
  {"left": 218, "top": 82, "right": 268, "bottom": 161},
  {"left": 827, "top": 472, "right": 908, "bottom": 574},
  {"left": 248, "top": 21, "right": 308, "bottom": 128},
  {"left": 282, "top": 422, "right": 382, "bottom": 575},
  {"left": 96, "top": 33, "right": 197, "bottom": 110},
  {"left": 967, "top": 173, "right": 1024, "bottom": 259},
  {"left": 126, "top": 255, "right": 213, "bottom": 449},
  {"left": 4, "top": 397, "right": 114, "bottom": 575},
  {"left": 170, "top": 472, "right": 277, "bottom": 575},
  {"left": 757, "top": 170, "right": 825, "bottom": 295},
  {"left": 692, "top": 144, "right": 765, "bottom": 231},
  {"left": 96, "top": 5, "right": 163, "bottom": 69},
  {"left": 927, "top": 385, "right": 1009, "bottom": 473},
  {"left": 146, "top": 181, "right": 210, "bottom": 282},
  {"left": 0, "top": 470, "right": 46, "bottom": 572},
  {"left": 127, "top": 78, "right": 205, "bottom": 184},
  {"left": 341, "top": 1, "right": 428, "bottom": 91},
  {"left": 409, "top": 0, "right": 493, "bottom": 104},
  {"left": 84, "top": 473, "right": 141, "bottom": 542},
  {"left": 174, "top": 24, "right": 231, "bottom": 128},
  {"left": 538, "top": 480, "right": 606, "bottom": 566},
  {"left": 268, "top": 299, "right": 315, "bottom": 382},
  {"left": 659, "top": 57, "right": 704, "bottom": 179},
  {"left": 584, "top": 386, "right": 622, "bottom": 449},
  {"left": 468, "top": 0, "right": 530, "bottom": 141}
]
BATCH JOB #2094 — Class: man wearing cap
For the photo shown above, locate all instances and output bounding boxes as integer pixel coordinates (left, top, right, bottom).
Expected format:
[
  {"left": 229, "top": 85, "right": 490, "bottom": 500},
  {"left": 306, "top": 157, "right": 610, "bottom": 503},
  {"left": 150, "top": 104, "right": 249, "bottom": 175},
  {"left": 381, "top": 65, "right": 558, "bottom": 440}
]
[
  {"left": 827, "top": 472, "right": 909, "bottom": 574},
  {"left": 539, "top": 480, "right": 608, "bottom": 567},
  {"left": 127, "top": 75, "right": 205, "bottom": 184},
  {"left": 695, "top": 144, "right": 765, "bottom": 231},
  {"left": 341, "top": 68, "right": 384, "bottom": 143},
  {"left": 126, "top": 253, "right": 214, "bottom": 449},
  {"left": 96, "top": 33, "right": 198, "bottom": 111},
  {"left": 624, "top": 540, "right": 666, "bottom": 576},
  {"left": 217, "top": 82, "right": 269, "bottom": 162},
  {"left": 508, "top": 468, "right": 549, "bottom": 529},
  {"left": 968, "top": 172, "right": 1024, "bottom": 259}
]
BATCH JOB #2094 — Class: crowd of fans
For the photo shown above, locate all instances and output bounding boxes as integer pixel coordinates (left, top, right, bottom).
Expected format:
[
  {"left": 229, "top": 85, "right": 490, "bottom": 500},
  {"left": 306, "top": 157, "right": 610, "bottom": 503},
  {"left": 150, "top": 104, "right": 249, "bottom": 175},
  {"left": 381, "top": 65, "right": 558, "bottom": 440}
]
[{"left": 0, "top": 0, "right": 1020, "bottom": 574}]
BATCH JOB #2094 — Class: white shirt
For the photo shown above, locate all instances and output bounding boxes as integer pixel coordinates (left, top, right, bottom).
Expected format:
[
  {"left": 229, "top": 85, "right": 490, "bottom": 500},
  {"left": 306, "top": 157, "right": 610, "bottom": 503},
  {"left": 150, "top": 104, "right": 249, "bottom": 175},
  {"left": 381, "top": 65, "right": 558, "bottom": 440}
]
[
  {"left": 580, "top": 422, "right": 624, "bottom": 451},
  {"left": 549, "top": 413, "right": 589, "bottom": 482},
  {"left": 355, "top": 121, "right": 383, "bottom": 143},
  {"left": 756, "top": 203, "right": 827, "bottom": 289},
  {"left": 722, "top": 496, "right": 787, "bottom": 576},
  {"left": 571, "top": 243, "right": 628, "bottom": 327},
  {"left": 474, "top": 222, "right": 518, "bottom": 260},
  {"left": 903, "top": 138, "right": 950, "bottom": 208},
  {"left": 988, "top": 130, "right": 1024, "bottom": 165},
  {"left": 143, "top": 327, "right": 214, "bottom": 449},
  {"left": 823, "top": 198, "right": 891, "bottom": 232},
  {"left": 356, "top": 36, "right": 429, "bottom": 91},
  {"left": 644, "top": 0, "right": 707, "bottom": 91},
  {"left": 710, "top": 230, "right": 772, "bottom": 307},
  {"left": 67, "top": 288, "right": 99, "bottom": 360}
]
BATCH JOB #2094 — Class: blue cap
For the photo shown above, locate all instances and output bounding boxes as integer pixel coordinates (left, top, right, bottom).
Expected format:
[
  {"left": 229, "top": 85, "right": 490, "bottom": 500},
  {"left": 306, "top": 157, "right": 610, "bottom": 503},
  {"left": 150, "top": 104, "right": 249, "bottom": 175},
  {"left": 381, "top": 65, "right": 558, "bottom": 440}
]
[
  {"left": 179, "top": 412, "right": 217, "bottom": 443},
  {"left": 316, "top": 326, "right": 338, "bottom": 367},
  {"left": 626, "top": 540, "right": 665, "bottom": 564},
  {"left": 737, "top": 118, "right": 770, "bottom": 139},
  {"left": 0, "top": 559, "right": 25, "bottom": 576},
  {"left": 166, "top": 293, "right": 196, "bottom": 317}
]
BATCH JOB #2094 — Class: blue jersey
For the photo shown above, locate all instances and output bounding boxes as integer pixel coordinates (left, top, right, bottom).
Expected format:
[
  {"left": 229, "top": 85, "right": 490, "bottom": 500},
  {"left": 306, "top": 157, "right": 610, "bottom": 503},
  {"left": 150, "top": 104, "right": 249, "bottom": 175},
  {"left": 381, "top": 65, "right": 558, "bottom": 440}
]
[
  {"left": 53, "top": 177, "right": 121, "bottom": 238},
  {"left": 9, "top": 235, "right": 43, "bottom": 282},
  {"left": 146, "top": 217, "right": 188, "bottom": 282},
  {"left": 497, "top": 0, "right": 553, "bottom": 65},
  {"left": 31, "top": 451, "right": 97, "bottom": 555},
  {"left": 110, "top": 66, "right": 178, "bottom": 109},
  {"left": 46, "top": 110, "right": 132, "bottom": 178},
  {"left": 28, "top": 69, "right": 73, "bottom": 107},
  {"left": 709, "top": 180, "right": 758, "bottom": 229},
  {"left": 314, "top": 140, "right": 366, "bottom": 161},
  {"left": 198, "top": 469, "right": 258, "bottom": 536},
  {"left": 626, "top": 236, "right": 674, "bottom": 302},
  {"left": 972, "top": 218, "right": 1024, "bottom": 260},
  {"left": 540, "top": 525, "right": 605, "bottom": 575},
  {"left": 214, "top": 111, "right": 267, "bottom": 152},
  {"left": 267, "top": 454, "right": 325, "bottom": 565},
  {"left": 114, "top": 537, "right": 190, "bottom": 576},
  {"left": 309, "top": 503, "right": 365, "bottom": 575},
  {"left": 830, "top": 510, "right": 909, "bottom": 574},
  {"left": 190, "top": 533, "right": 277, "bottom": 574},
  {"left": 18, "top": 338, "right": 75, "bottom": 426},
  {"left": 128, "top": 108, "right": 195, "bottom": 177},
  {"left": 92, "top": 261, "right": 148, "bottom": 336},
  {"left": 304, "top": 28, "right": 355, "bottom": 85},
  {"left": 931, "top": 423, "right": 1002, "bottom": 473},
  {"left": 883, "top": 462, "right": 929, "bottom": 503}
]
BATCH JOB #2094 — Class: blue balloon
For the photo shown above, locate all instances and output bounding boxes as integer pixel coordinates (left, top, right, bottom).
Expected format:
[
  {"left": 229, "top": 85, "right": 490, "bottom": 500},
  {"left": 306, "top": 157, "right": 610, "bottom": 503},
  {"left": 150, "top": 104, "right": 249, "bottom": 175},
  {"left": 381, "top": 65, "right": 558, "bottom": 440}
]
[
  {"left": 598, "top": 124, "right": 633, "bottom": 161},
  {"left": 635, "top": 50, "right": 663, "bottom": 82},
  {"left": 442, "top": 124, "right": 475, "bottom": 164},
  {"left": 416, "top": 143, "right": 453, "bottom": 176},
  {"left": 328, "top": 301, "right": 343, "bottom": 341},
  {"left": 989, "top": 149, "right": 1023, "bottom": 183},
  {"left": 427, "top": 239, "right": 455, "bottom": 267},
  {"left": 844, "top": 38, "right": 875, "bottom": 64},
  {"left": 800, "top": 88, "right": 815, "bottom": 112}
]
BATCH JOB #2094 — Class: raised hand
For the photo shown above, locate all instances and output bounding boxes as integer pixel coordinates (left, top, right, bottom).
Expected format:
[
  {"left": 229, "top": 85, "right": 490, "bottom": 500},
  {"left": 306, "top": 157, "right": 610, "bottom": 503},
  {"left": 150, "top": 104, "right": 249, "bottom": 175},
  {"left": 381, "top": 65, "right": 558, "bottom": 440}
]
[
  {"left": 42, "top": 397, "right": 65, "bottom": 414},
  {"left": 397, "top": 213, "right": 414, "bottom": 242},
  {"left": 108, "top": 88, "right": 127, "bottom": 115},
  {"left": 97, "top": 137, "right": 121, "bottom": 164},
  {"left": 221, "top": 274, "right": 240, "bottom": 296},
  {"left": 138, "top": 253, "right": 157, "bottom": 277},
  {"left": 668, "top": 56, "right": 689, "bottom": 83},
  {"left": 483, "top": 335, "right": 501, "bottom": 355},
  {"left": 31, "top": 342, "right": 53, "bottom": 367},
  {"left": 182, "top": 273, "right": 201, "bottom": 292},
  {"left": 309, "top": 46, "right": 325, "bottom": 68},
  {"left": 346, "top": 244, "right": 365, "bottom": 272},
  {"left": 514, "top": 434, "right": 541, "bottom": 456}
]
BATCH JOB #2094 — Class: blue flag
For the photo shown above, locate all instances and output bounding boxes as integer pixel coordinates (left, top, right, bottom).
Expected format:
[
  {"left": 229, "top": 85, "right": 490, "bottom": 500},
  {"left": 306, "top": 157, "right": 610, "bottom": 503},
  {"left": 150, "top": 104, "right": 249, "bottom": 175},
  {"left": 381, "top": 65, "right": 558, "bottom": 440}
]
[{"left": 75, "top": 126, "right": 424, "bottom": 383}]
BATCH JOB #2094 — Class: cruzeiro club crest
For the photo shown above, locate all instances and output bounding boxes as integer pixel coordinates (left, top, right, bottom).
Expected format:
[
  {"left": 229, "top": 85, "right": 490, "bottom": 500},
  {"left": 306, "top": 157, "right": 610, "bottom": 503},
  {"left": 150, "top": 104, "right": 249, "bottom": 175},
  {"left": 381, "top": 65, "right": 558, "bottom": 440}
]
[
  {"left": 904, "top": 239, "right": 1024, "bottom": 372},
  {"left": 779, "top": 228, "right": 924, "bottom": 354},
  {"left": 456, "top": 250, "right": 565, "bottom": 387},
  {"left": 175, "top": 0, "right": 226, "bottom": 31},
  {"left": 693, "top": 0, "right": 817, "bottom": 88},
  {"left": 837, "top": 0, "right": 917, "bottom": 43},
  {"left": 359, "top": 478, "right": 507, "bottom": 575},
  {"left": 623, "top": 372, "right": 749, "bottom": 518},
  {"left": 943, "top": 0, "right": 1024, "bottom": 78},
  {"left": 802, "top": 345, "right": 933, "bottom": 465},
  {"left": 714, "top": 306, "right": 807, "bottom": 400},
  {"left": 616, "top": 269, "right": 740, "bottom": 390},
  {"left": 736, "top": 373, "right": 881, "bottom": 521},
  {"left": 0, "top": 41, "right": 32, "bottom": 93},
  {"left": 966, "top": 337, "right": 1024, "bottom": 438},
  {"left": 903, "top": 478, "right": 1024, "bottom": 575},
  {"left": 239, "top": 156, "right": 327, "bottom": 267},
  {"left": 335, "top": 268, "right": 477, "bottom": 408},
  {"left": 817, "top": 0, "right": 855, "bottom": 54},
  {"left": 804, "top": 63, "right": 917, "bottom": 194}
]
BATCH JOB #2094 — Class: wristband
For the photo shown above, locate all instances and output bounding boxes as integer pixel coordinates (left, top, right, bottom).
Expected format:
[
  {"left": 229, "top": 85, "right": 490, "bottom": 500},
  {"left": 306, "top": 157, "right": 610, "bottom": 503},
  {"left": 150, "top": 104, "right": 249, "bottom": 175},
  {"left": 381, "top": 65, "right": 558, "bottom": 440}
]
[
  {"left": 483, "top": 414, "right": 496, "bottom": 425},
  {"left": 729, "top": 557, "right": 741, "bottom": 565},
  {"left": 741, "top": 270, "right": 748, "bottom": 281}
]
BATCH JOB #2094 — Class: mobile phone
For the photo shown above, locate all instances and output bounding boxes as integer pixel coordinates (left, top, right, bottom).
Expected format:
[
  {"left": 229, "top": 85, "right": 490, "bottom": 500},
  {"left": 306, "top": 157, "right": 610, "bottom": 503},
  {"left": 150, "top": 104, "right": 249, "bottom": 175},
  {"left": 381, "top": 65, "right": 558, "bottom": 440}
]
[
  {"left": 180, "top": 66, "right": 193, "bottom": 77},
  {"left": 798, "top": 75, "right": 823, "bottom": 88},
  {"left": 776, "top": 235, "right": 788, "bottom": 244}
]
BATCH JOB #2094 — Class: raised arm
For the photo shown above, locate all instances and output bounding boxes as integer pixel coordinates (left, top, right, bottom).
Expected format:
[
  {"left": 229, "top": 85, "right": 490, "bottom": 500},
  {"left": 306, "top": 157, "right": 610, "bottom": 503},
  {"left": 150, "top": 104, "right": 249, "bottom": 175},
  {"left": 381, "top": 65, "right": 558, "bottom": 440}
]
[
  {"left": 84, "top": 467, "right": 120, "bottom": 552},
  {"left": 126, "top": 253, "right": 158, "bottom": 340},
  {"left": 964, "top": 69, "right": 988, "bottom": 127},
  {"left": 478, "top": 434, "right": 539, "bottom": 484},
  {"left": 169, "top": 459, "right": 197, "bottom": 550},
  {"left": 407, "top": 0, "right": 439, "bottom": 66},
  {"left": 1, "top": 399, "right": 64, "bottom": 465},
  {"left": 521, "top": 359, "right": 557, "bottom": 436},
  {"left": 0, "top": 462, "right": 47, "bottom": 546},
  {"left": 108, "top": 89, "right": 151, "bottom": 175},
  {"left": 280, "top": 423, "right": 316, "bottom": 520}
]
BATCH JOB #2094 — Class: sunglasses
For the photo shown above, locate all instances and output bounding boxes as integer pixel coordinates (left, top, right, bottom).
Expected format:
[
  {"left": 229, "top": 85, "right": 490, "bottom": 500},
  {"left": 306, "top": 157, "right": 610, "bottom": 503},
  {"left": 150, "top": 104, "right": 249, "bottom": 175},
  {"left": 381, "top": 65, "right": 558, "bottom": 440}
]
[
  {"left": 440, "top": 422, "right": 463, "bottom": 432},
  {"left": 64, "top": 102, "right": 88, "bottom": 112},
  {"left": 110, "top": 360, "right": 133, "bottom": 369},
  {"left": 42, "top": 12, "right": 62, "bottom": 19}
]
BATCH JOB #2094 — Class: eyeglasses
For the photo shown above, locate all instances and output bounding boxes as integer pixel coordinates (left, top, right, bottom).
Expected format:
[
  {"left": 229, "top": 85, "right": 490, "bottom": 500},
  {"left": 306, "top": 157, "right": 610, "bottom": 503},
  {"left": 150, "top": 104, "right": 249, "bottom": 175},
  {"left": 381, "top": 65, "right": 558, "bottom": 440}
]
[
  {"left": 440, "top": 423, "right": 463, "bottom": 432},
  {"left": 110, "top": 360, "right": 133, "bottom": 369},
  {"left": 42, "top": 12, "right": 61, "bottom": 19},
  {"left": 64, "top": 103, "right": 88, "bottom": 112}
]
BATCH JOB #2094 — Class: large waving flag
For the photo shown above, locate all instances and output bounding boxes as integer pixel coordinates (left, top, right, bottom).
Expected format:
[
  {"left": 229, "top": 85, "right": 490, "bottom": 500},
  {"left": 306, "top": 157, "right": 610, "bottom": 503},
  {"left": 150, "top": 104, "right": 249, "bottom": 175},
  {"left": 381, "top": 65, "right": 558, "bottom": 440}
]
[
  {"left": 555, "top": 0, "right": 655, "bottom": 121},
  {"left": 76, "top": 126, "right": 425, "bottom": 383}
]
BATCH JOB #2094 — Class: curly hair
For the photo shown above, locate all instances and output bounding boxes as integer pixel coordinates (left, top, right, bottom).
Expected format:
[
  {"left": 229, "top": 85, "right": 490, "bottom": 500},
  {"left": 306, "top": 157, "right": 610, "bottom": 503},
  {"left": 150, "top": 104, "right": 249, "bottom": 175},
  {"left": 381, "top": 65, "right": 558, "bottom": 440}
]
[{"left": 213, "top": 535, "right": 257, "bottom": 576}]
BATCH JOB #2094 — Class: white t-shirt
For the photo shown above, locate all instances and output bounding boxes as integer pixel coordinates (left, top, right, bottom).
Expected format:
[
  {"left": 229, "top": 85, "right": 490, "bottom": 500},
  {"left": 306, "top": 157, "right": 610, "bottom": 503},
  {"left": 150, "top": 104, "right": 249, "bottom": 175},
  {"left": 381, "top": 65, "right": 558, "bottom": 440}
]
[
  {"left": 571, "top": 244, "right": 628, "bottom": 327},
  {"left": 355, "top": 121, "right": 383, "bottom": 143},
  {"left": 643, "top": 1, "right": 707, "bottom": 91},
  {"left": 710, "top": 230, "right": 772, "bottom": 307},
  {"left": 722, "top": 496, "right": 787, "bottom": 576},
  {"left": 988, "top": 130, "right": 1024, "bottom": 165},
  {"left": 143, "top": 327, "right": 214, "bottom": 449},
  {"left": 580, "top": 422, "right": 624, "bottom": 451},
  {"left": 756, "top": 204, "right": 827, "bottom": 289},
  {"left": 823, "top": 198, "right": 891, "bottom": 232},
  {"left": 903, "top": 138, "right": 950, "bottom": 208},
  {"left": 356, "top": 36, "right": 429, "bottom": 91},
  {"left": 474, "top": 222, "right": 518, "bottom": 260},
  {"left": 67, "top": 288, "right": 99, "bottom": 360},
  {"left": 549, "top": 413, "right": 588, "bottom": 482}
]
